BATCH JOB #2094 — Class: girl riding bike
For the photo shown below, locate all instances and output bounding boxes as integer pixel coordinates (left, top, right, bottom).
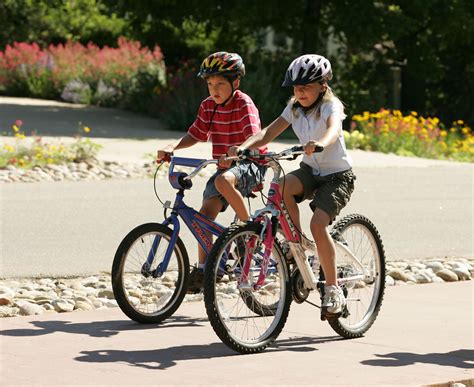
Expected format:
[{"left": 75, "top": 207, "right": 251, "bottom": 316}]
[{"left": 229, "top": 54, "right": 355, "bottom": 318}]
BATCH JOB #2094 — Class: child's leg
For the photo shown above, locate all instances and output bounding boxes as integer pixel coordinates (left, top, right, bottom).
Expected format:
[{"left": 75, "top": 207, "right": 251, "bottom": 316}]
[
  {"left": 214, "top": 172, "right": 249, "bottom": 221},
  {"left": 197, "top": 196, "right": 223, "bottom": 264},
  {"left": 280, "top": 174, "right": 305, "bottom": 233},
  {"left": 310, "top": 208, "right": 337, "bottom": 285}
]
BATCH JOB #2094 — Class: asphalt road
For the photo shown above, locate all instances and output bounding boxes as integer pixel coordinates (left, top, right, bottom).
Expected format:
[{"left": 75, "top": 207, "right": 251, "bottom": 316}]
[
  {"left": 1, "top": 161, "right": 472, "bottom": 278},
  {"left": 0, "top": 97, "right": 473, "bottom": 278}
]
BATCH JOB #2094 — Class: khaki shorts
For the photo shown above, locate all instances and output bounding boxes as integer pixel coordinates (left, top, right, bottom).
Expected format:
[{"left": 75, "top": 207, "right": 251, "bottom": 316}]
[
  {"left": 288, "top": 162, "right": 356, "bottom": 221},
  {"left": 203, "top": 161, "right": 267, "bottom": 212}
]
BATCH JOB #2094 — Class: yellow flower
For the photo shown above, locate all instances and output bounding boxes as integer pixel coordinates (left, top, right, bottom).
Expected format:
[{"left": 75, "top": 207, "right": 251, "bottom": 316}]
[
  {"left": 456, "top": 120, "right": 464, "bottom": 125},
  {"left": 410, "top": 111, "right": 418, "bottom": 116},
  {"left": 15, "top": 132, "right": 26, "bottom": 139},
  {"left": 83, "top": 126, "right": 91, "bottom": 133},
  {"left": 18, "top": 159, "right": 26, "bottom": 167},
  {"left": 47, "top": 158, "right": 54, "bottom": 164},
  {"left": 3, "top": 144, "right": 15, "bottom": 152},
  {"left": 440, "top": 130, "right": 447, "bottom": 137},
  {"left": 12, "top": 124, "right": 20, "bottom": 132},
  {"left": 462, "top": 127, "right": 470, "bottom": 135}
]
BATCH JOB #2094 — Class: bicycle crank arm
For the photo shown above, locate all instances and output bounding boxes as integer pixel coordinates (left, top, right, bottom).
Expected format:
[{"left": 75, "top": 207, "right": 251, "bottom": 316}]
[{"left": 289, "top": 242, "right": 318, "bottom": 290}]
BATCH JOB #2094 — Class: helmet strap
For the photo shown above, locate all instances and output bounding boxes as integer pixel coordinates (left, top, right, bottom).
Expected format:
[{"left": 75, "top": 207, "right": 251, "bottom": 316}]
[
  {"left": 294, "top": 89, "right": 326, "bottom": 114},
  {"left": 219, "top": 77, "right": 238, "bottom": 106}
]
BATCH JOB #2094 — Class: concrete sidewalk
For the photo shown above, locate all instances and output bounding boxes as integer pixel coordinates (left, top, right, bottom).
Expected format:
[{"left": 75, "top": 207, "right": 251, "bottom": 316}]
[{"left": 1, "top": 281, "right": 472, "bottom": 386}]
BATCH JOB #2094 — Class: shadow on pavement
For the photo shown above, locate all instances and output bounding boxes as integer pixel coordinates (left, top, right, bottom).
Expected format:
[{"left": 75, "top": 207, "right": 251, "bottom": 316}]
[
  {"left": 74, "top": 335, "right": 341, "bottom": 369},
  {"left": 361, "top": 349, "right": 474, "bottom": 369},
  {"left": 0, "top": 314, "right": 208, "bottom": 338},
  {"left": 0, "top": 102, "right": 185, "bottom": 139}
]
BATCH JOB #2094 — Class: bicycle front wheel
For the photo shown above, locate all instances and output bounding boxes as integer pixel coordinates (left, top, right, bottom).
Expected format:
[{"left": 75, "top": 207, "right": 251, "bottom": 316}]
[
  {"left": 204, "top": 222, "right": 292, "bottom": 354},
  {"left": 328, "top": 214, "right": 386, "bottom": 337},
  {"left": 112, "top": 223, "right": 189, "bottom": 324}
]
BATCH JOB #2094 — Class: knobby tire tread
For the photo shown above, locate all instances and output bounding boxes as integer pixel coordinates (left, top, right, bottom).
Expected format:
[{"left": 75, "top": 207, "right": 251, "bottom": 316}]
[
  {"left": 328, "top": 214, "right": 386, "bottom": 338},
  {"left": 204, "top": 222, "right": 292, "bottom": 354}
]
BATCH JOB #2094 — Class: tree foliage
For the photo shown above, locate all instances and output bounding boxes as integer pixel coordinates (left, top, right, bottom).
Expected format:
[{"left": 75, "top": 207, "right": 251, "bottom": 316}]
[
  {"left": 0, "top": 0, "right": 472, "bottom": 125},
  {"left": 0, "top": 0, "right": 128, "bottom": 48}
]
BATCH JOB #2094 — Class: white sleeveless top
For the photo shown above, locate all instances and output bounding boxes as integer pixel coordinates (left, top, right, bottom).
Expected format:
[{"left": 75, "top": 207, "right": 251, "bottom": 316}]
[{"left": 281, "top": 99, "right": 352, "bottom": 176}]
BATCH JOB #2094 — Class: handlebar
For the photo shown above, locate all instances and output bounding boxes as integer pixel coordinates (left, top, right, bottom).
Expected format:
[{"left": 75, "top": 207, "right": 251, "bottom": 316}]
[
  {"left": 183, "top": 159, "right": 218, "bottom": 180},
  {"left": 236, "top": 145, "right": 324, "bottom": 161}
]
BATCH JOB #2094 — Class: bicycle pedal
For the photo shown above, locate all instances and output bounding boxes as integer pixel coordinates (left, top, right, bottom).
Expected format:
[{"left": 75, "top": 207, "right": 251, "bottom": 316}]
[{"left": 320, "top": 308, "right": 342, "bottom": 321}]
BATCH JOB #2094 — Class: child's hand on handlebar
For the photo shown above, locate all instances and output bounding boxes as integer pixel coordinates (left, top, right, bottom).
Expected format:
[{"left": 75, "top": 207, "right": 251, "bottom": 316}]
[
  {"left": 227, "top": 146, "right": 242, "bottom": 157},
  {"left": 218, "top": 154, "right": 233, "bottom": 168},
  {"left": 303, "top": 140, "right": 324, "bottom": 155},
  {"left": 157, "top": 149, "right": 173, "bottom": 163}
]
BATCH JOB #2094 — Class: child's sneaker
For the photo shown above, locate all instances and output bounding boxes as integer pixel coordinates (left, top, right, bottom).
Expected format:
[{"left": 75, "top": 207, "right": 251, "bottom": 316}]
[{"left": 321, "top": 285, "right": 346, "bottom": 317}]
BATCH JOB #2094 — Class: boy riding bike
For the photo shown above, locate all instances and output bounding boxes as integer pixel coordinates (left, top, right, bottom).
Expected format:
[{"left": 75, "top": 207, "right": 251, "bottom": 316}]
[
  {"left": 229, "top": 54, "right": 355, "bottom": 318},
  {"left": 157, "top": 52, "right": 267, "bottom": 293}
]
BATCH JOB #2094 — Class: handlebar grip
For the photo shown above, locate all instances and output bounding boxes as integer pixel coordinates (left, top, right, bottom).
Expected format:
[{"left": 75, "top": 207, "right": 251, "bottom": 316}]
[
  {"left": 241, "top": 148, "right": 261, "bottom": 157},
  {"left": 157, "top": 153, "right": 172, "bottom": 164},
  {"left": 292, "top": 144, "right": 324, "bottom": 153}
]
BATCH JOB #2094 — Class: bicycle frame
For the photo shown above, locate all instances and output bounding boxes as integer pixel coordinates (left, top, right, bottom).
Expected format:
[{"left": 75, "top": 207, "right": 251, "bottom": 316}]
[
  {"left": 144, "top": 156, "right": 226, "bottom": 277},
  {"left": 241, "top": 152, "right": 370, "bottom": 291}
]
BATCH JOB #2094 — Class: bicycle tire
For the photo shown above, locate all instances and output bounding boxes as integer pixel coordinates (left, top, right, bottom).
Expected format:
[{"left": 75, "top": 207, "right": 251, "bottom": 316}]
[
  {"left": 204, "top": 222, "right": 292, "bottom": 354},
  {"left": 327, "top": 214, "right": 386, "bottom": 337},
  {"left": 112, "top": 223, "right": 189, "bottom": 324}
]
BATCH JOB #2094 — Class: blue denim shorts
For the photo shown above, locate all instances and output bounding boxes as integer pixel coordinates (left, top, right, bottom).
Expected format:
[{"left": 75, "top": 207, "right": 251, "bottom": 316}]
[{"left": 203, "top": 161, "right": 267, "bottom": 211}]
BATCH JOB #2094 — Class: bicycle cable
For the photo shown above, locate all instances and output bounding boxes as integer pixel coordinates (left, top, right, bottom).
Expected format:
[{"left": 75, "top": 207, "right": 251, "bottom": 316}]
[{"left": 153, "top": 163, "right": 166, "bottom": 206}]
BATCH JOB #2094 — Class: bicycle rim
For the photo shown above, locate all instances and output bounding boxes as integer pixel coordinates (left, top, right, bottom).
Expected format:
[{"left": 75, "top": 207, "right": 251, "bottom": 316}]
[
  {"left": 330, "top": 214, "right": 385, "bottom": 336},
  {"left": 112, "top": 223, "right": 189, "bottom": 323},
  {"left": 204, "top": 224, "right": 291, "bottom": 353}
]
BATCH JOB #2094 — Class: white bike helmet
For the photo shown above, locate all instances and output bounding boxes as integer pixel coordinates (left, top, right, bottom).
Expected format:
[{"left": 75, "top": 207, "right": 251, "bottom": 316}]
[{"left": 282, "top": 54, "right": 333, "bottom": 86}]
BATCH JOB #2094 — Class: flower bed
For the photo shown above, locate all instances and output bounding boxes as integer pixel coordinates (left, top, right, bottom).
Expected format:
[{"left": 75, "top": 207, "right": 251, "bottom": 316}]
[
  {"left": 345, "top": 109, "right": 473, "bottom": 162},
  {"left": 0, "top": 38, "right": 165, "bottom": 110}
]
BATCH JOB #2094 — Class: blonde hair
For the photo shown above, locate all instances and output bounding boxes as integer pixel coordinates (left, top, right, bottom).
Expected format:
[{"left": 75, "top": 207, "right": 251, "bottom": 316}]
[{"left": 290, "top": 84, "right": 344, "bottom": 120}]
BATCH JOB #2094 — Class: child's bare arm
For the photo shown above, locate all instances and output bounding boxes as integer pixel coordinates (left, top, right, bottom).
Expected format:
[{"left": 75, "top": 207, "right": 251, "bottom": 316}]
[
  {"left": 228, "top": 116, "right": 289, "bottom": 156},
  {"left": 157, "top": 134, "right": 199, "bottom": 160}
]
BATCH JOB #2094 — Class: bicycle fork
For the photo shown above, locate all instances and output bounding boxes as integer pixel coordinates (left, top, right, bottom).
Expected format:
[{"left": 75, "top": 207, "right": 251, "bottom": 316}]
[
  {"left": 142, "top": 216, "right": 180, "bottom": 278},
  {"left": 239, "top": 216, "right": 276, "bottom": 290}
]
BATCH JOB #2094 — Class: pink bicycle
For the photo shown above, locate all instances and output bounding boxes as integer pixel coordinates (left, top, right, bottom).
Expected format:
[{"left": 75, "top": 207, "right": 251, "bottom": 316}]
[{"left": 203, "top": 146, "right": 386, "bottom": 354}]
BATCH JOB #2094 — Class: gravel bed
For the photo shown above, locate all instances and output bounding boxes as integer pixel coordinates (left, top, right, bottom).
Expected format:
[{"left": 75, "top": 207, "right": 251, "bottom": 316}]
[
  {"left": 0, "top": 258, "right": 471, "bottom": 318},
  {"left": 0, "top": 160, "right": 158, "bottom": 183}
]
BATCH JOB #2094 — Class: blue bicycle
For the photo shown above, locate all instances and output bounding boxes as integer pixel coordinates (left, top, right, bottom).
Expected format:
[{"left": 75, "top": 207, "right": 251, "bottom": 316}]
[{"left": 111, "top": 155, "right": 259, "bottom": 323}]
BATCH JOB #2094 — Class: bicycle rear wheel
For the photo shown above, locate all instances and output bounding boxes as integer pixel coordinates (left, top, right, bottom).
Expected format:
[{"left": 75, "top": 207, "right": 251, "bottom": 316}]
[
  {"left": 327, "top": 214, "right": 386, "bottom": 337},
  {"left": 204, "top": 222, "right": 292, "bottom": 354},
  {"left": 112, "top": 223, "right": 189, "bottom": 323}
]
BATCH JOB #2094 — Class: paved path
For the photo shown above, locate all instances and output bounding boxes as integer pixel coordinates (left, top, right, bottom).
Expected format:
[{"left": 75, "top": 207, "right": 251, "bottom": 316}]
[{"left": 0, "top": 281, "right": 472, "bottom": 386}]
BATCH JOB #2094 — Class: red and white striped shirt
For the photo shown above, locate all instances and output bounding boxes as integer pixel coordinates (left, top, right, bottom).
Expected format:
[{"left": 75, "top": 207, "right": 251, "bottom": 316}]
[{"left": 188, "top": 90, "right": 267, "bottom": 159}]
